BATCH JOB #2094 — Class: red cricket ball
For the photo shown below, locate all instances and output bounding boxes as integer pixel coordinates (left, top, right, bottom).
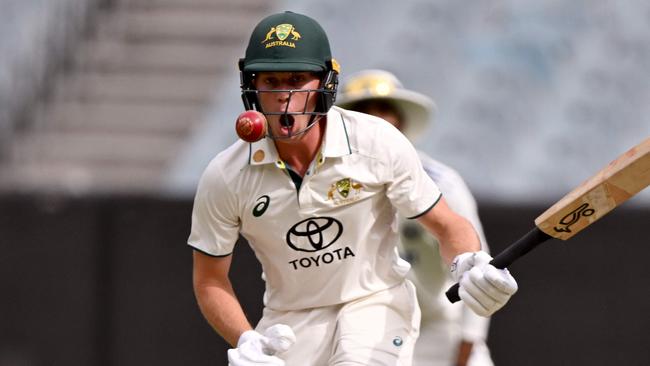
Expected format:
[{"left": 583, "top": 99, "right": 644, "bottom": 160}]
[{"left": 235, "top": 110, "right": 267, "bottom": 142}]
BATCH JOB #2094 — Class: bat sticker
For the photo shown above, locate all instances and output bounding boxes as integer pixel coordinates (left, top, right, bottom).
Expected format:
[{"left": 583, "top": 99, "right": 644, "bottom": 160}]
[{"left": 553, "top": 203, "right": 595, "bottom": 233}]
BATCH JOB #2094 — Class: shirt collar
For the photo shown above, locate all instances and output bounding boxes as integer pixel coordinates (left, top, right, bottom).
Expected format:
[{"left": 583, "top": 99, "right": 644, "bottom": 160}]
[
  {"left": 247, "top": 106, "right": 352, "bottom": 166},
  {"left": 321, "top": 106, "right": 352, "bottom": 158},
  {"left": 248, "top": 136, "right": 279, "bottom": 166}
]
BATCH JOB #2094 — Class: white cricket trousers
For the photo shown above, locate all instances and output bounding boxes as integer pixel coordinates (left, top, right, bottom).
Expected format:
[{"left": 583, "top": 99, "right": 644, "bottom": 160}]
[
  {"left": 412, "top": 319, "right": 494, "bottom": 366},
  {"left": 255, "top": 280, "right": 421, "bottom": 365}
]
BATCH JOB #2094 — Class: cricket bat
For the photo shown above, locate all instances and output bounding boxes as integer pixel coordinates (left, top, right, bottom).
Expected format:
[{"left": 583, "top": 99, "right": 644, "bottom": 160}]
[{"left": 446, "top": 137, "right": 650, "bottom": 303}]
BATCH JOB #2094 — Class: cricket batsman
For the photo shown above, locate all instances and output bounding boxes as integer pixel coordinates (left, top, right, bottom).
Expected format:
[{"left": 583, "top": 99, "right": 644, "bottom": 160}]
[{"left": 188, "top": 11, "right": 518, "bottom": 365}]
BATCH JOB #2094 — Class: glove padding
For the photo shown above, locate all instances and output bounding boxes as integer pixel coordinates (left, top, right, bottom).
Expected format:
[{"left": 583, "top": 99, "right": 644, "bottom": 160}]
[
  {"left": 228, "top": 324, "right": 296, "bottom": 366},
  {"left": 451, "top": 251, "right": 518, "bottom": 317}
]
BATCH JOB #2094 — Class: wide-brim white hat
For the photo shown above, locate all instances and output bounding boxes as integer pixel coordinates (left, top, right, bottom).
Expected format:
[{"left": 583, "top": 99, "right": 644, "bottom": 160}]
[{"left": 336, "top": 69, "right": 437, "bottom": 142}]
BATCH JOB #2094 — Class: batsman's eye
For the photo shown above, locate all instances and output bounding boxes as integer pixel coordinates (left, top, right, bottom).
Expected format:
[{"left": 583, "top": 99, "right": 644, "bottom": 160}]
[
  {"left": 264, "top": 78, "right": 278, "bottom": 86},
  {"left": 289, "top": 75, "right": 303, "bottom": 84},
  {"left": 257, "top": 77, "right": 279, "bottom": 90}
]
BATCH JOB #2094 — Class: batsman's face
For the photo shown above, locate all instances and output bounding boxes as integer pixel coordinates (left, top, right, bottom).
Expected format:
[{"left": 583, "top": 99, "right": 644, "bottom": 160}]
[{"left": 253, "top": 72, "right": 321, "bottom": 138}]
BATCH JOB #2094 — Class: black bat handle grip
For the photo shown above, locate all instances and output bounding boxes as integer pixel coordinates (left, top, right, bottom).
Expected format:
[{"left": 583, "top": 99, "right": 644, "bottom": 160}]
[{"left": 445, "top": 227, "right": 553, "bottom": 303}]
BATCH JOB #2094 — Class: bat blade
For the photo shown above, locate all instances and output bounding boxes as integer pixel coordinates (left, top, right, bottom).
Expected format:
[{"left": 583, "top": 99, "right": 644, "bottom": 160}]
[
  {"left": 446, "top": 137, "right": 650, "bottom": 303},
  {"left": 535, "top": 138, "right": 650, "bottom": 240}
]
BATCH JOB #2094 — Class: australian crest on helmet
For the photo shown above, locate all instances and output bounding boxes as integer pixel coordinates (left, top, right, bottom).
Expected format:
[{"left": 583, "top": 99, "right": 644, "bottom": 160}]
[{"left": 261, "top": 23, "right": 302, "bottom": 48}]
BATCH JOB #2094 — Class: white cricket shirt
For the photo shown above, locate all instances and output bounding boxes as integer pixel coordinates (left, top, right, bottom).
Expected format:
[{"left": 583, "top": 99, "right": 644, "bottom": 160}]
[{"left": 188, "top": 106, "right": 441, "bottom": 311}]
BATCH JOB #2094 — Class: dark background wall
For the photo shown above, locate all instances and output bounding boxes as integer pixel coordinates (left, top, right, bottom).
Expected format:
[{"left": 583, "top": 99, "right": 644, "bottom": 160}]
[{"left": 0, "top": 194, "right": 648, "bottom": 365}]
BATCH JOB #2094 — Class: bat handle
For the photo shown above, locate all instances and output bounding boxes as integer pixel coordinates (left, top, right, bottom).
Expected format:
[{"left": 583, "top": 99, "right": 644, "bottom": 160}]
[{"left": 445, "top": 227, "right": 552, "bottom": 303}]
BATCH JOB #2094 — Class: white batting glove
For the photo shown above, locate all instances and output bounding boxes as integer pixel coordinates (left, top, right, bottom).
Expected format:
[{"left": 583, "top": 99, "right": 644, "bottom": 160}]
[
  {"left": 451, "top": 251, "right": 518, "bottom": 317},
  {"left": 228, "top": 324, "right": 296, "bottom": 366},
  {"left": 261, "top": 324, "right": 296, "bottom": 354}
]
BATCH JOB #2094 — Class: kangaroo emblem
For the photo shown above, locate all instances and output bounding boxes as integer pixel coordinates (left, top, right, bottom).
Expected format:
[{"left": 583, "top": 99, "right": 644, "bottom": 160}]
[
  {"left": 290, "top": 28, "right": 301, "bottom": 40},
  {"left": 261, "top": 27, "right": 276, "bottom": 43}
]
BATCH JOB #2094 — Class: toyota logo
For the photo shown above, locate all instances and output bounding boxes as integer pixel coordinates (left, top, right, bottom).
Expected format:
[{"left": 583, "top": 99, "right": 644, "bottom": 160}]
[{"left": 286, "top": 217, "right": 343, "bottom": 252}]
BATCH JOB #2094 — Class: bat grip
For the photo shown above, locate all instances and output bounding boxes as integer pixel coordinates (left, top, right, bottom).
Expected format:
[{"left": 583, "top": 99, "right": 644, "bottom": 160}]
[{"left": 445, "top": 227, "right": 552, "bottom": 303}]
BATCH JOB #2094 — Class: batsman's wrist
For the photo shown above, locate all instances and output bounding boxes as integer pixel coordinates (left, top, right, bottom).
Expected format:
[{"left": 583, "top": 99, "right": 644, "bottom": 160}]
[{"left": 237, "top": 329, "right": 261, "bottom": 347}]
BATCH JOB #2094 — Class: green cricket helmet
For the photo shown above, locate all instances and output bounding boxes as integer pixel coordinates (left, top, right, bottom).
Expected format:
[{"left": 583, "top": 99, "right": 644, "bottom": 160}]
[{"left": 239, "top": 11, "right": 340, "bottom": 117}]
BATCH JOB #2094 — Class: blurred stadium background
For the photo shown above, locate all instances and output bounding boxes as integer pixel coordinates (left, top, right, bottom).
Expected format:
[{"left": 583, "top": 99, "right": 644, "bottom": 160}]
[{"left": 0, "top": 0, "right": 648, "bottom": 365}]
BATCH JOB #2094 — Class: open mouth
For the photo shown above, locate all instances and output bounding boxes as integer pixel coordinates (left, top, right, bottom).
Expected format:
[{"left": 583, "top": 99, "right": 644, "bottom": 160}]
[{"left": 280, "top": 114, "right": 295, "bottom": 132}]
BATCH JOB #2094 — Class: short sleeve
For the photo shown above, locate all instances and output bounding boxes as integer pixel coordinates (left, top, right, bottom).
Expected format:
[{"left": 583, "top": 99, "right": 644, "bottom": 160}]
[
  {"left": 384, "top": 128, "right": 442, "bottom": 219},
  {"left": 187, "top": 159, "right": 240, "bottom": 256}
]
